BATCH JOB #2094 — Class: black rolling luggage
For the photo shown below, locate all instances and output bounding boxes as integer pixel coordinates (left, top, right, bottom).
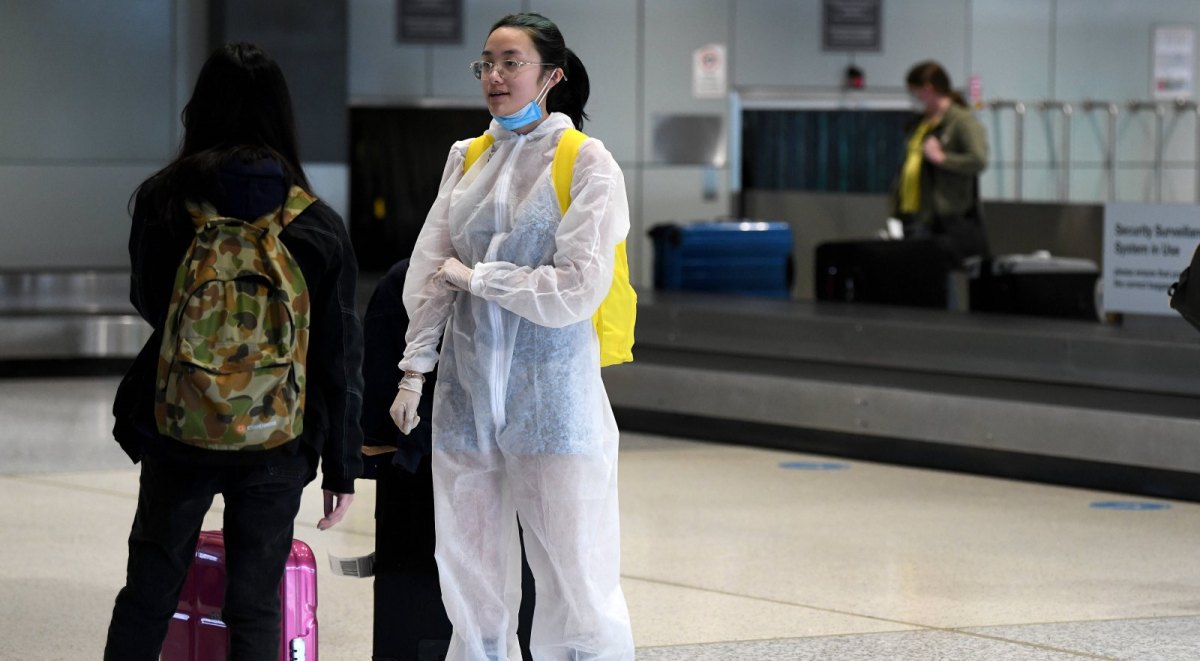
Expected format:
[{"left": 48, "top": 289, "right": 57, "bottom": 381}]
[
  {"left": 365, "top": 260, "right": 535, "bottom": 661},
  {"left": 372, "top": 456, "right": 451, "bottom": 660},
  {"left": 968, "top": 253, "right": 1099, "bottom": 320},
  {"left": 814, "top": 238, "right": 952, "bottom": 308},
  {"left": 373, "top": 460, "right": 538, "bottom": 661},
  {"left": 372, "top": 465, "right": 537, "bottom": 661}
]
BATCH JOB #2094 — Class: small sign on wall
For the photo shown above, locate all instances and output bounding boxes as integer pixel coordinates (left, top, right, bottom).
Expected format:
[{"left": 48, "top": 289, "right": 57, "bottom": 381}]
[
  {"left": 693, "top": 44, "right": 727, "bottom": 99},
  {"left": 1152, "top": 24, "right": 1195, "bottom": 99},
  {"left": 397, "top": 0, "right": 462, "bottom": 45},
  {"left": 1103, "top": 203, "right": 1200, "bottom": 315},
  {"left": 822, "top": 0, "right": 882, "bottom": 52}
]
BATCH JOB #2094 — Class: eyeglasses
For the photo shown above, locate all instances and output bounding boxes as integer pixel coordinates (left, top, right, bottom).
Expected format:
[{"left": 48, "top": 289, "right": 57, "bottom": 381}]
[{"left": 470, "top": 59, "right": 556, "bottom": 80}]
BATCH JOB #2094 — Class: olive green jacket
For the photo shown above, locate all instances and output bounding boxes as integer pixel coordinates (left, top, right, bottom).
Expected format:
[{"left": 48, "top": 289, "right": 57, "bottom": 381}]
[{"left": 892, "top": 103, "right": 988, "bottom": 226}]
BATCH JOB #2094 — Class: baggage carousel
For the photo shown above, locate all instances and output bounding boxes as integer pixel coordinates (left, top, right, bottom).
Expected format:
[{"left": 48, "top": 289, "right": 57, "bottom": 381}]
[
  {"left": 604, "top": 291, "right": 1200, "bottom": 501},
  {"left": 8, "top": 270, "right": 1199, "bottom": 500},
  {"left": 0, "top": 270, "right": 150, "bottom": 366}
]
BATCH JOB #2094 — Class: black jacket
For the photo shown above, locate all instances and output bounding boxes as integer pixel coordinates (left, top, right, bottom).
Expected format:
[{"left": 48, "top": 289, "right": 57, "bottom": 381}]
[
  {"left": 112, "top": 160, "right": 364, "bottom": 494},
  {"left": 361, "top": 258, "right": 438, "bottom": 476}
]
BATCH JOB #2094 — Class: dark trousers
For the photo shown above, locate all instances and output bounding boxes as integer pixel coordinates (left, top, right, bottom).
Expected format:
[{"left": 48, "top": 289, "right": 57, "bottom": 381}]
[
  {"left": 904, "top": 213, "right": 990, "bottom": 266},
  {"left": 373, "top": 454, "right": 537, "bottom": 661},
  {"left": 104, "top": 451, "right": 311, "bottom": 661}
]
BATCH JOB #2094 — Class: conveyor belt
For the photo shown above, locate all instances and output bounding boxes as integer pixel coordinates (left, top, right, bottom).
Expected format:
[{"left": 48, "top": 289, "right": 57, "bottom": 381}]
[
  {"left": 604, "top": 292, "right": 1200, "bottom": 499},
  {"left": 0, "top": 270, "right": 150, "bottom": 361}
]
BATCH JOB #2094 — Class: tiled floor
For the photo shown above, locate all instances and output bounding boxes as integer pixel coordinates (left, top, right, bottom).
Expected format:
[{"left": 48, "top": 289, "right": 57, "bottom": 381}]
[{"left": 4, "top": 376, "right": 1200, "bottom": 660}]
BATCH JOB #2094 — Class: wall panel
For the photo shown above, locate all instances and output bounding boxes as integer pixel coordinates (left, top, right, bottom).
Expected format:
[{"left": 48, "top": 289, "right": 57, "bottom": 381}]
[
  {"left": 533, "top": 0, "right": 639, "bottom": 162},
  {"left": 0, "top": 1, "right": 173, "bottom": 161}
]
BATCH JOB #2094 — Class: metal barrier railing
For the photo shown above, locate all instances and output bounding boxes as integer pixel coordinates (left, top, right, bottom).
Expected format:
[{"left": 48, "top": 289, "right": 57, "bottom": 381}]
[
  {"left": 1037, "top": 100, "right": 1073, "bottom": 201},
  {"left": 1127, "top": 100, "right": 1166, "bottom": 202},
  {"left": 1080, "top": 100, "right": 1120, "bottom": 202},
  {"left": 989, "top": 97, "right": 1200, "bottom": 203},
  {"left": 987, "top": 100, "right": 1025, "bottom": 200},
  {"left": 1174, "top": 99, "right": 1200, "bottom": 203}
]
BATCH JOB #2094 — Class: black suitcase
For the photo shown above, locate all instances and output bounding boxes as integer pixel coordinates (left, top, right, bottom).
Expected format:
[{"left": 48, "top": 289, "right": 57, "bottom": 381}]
[
  {"left": 373, "top": 455, "right": 452, "bottom": 661},
  {"left": 814, "top": 238, "right": 952, "bottom": 308},
  {"left": 968, "top": 253, "right": 1100, "bottom": 320},
  {"left": 366, "top": 260, "right": 535, "bottom": 661},
  {"left": 373, "top": 457, "right": 537, "bottom": 661}
]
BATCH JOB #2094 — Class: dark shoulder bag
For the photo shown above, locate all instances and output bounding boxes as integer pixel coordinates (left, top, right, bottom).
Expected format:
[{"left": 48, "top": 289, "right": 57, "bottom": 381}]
[{"left": 1169, "top": 244, "right": 1200, "bottom": 331}]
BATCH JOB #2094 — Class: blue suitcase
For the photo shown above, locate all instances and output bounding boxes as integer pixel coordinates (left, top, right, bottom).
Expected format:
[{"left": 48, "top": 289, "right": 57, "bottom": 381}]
[{"left": 650, "top": 221, "right": 794, "bottom": 298}]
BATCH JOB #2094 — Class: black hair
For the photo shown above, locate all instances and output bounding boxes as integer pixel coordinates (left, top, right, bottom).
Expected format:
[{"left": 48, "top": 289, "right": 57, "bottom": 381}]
[
  {"left": 905, "top": 60, "right": 968, "bottom": 108},
  {"left": 490, "top": 12, "right": 590, "bottom": 130},
  {"left": 133, "top": 42, "right": 309, "bottom": 225}
]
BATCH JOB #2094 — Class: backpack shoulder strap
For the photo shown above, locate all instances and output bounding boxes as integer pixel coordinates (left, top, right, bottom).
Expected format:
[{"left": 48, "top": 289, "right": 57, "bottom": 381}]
[
  {"left": 462, "top": 129, "right": 586, "bottom": 213},
  {"left": 551, "top": 128, "right": 587, "bottom": 215},
  {"left": 276, "top": 186, "right": 318, "bottom": 233},
  {"left": 185, "top": 186, "right": 317, "bottom": 236},
  {"left": 463, "top": 132, "right": 496, "bottom": 173},
  {"left": 185, "top": 199, "right": 221, "bottom": 230}
]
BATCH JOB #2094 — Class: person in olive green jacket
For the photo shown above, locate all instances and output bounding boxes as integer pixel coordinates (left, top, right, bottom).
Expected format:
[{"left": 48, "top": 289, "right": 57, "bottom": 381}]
[{"left": 893, "top": 60, "right": 990, "bottom": 264}]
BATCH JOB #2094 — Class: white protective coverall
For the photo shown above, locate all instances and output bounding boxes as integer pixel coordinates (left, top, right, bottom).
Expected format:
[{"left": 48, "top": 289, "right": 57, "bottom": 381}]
[{"left": 399, "top": 112, "right": 635, "bottom": 661}]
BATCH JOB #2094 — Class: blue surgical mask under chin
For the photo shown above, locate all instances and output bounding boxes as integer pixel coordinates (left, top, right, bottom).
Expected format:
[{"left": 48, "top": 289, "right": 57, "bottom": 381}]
[{"left": 494, "top": 78, "right": 554, "bottom": 131}]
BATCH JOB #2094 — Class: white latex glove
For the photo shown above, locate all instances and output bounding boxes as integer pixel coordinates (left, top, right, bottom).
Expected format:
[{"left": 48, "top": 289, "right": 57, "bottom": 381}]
[
  {"left": 390, "top": 373, "right": 423, "bottom": 435},
  {"left": 434, "top": 257, "right": 474, "bottom": 292}
]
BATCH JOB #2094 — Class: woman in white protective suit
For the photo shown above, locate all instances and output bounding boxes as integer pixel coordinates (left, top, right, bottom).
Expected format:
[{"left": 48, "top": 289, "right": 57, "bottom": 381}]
[{"left": 389, "top": 11, "right": 635, "bottom": 661}]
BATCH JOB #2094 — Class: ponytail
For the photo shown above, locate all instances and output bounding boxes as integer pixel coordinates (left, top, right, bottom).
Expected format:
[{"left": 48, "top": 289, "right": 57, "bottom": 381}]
[{"left": 548, "top": 48, "right": 590, "bottom": 130}]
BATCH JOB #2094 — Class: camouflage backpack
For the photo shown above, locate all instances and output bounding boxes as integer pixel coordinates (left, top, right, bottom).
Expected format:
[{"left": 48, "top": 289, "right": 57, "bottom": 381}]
[{"left": 154, "top": 186, "right": 316, "bottom": 451}]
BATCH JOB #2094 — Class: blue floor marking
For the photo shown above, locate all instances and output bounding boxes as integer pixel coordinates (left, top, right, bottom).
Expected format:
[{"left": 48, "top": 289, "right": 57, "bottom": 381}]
[
  {"left": 1090, "top": 501, "right": 1170, "bottom": 511},
  {"left": 779, "top": 461, "right": 849, "bottom": 470}
]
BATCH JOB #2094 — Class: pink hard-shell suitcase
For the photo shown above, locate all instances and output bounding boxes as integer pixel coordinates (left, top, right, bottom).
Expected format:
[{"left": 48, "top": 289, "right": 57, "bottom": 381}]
[{"left": 161, "top": 530, "right": 318, "bottom": 661}]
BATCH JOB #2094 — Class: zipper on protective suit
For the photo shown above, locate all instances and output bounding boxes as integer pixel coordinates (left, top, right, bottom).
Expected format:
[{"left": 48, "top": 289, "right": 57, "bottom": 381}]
[{"left": 484, "top": 134, "right": 526, "bottom": 431}]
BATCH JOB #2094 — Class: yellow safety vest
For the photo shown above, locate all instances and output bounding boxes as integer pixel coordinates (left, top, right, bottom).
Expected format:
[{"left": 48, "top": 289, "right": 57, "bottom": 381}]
[{"left": 463, "top": 129, "right": 636, "bottom": 367}]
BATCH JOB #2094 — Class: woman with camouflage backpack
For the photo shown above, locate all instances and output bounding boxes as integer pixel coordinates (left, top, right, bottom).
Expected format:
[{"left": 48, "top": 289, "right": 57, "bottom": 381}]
[{"left": 105, "top": 42, "right": 364, "bottom": 660}]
